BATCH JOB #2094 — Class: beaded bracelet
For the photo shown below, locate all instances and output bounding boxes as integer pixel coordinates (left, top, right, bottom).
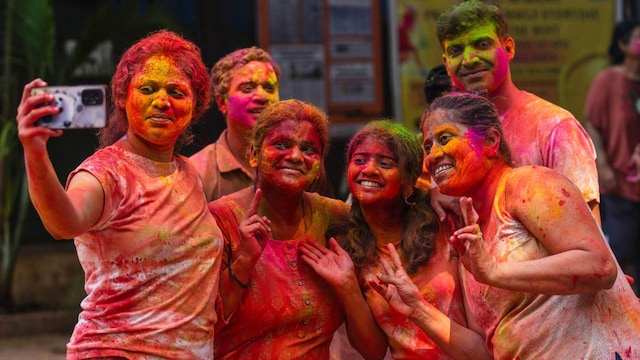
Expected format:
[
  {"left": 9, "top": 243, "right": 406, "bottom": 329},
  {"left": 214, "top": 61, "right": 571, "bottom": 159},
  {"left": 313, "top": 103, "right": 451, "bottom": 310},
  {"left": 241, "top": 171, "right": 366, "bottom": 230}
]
[{"left": 228, "top": 265, "right": 248, "bottom": 288}]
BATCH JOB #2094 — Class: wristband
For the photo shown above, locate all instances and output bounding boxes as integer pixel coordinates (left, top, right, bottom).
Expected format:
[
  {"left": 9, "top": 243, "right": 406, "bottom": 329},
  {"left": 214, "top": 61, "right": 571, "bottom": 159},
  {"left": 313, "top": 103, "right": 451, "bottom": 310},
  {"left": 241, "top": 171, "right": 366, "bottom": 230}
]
[{"left": 228, "top": 265, "right": 248, "bottom": 288}]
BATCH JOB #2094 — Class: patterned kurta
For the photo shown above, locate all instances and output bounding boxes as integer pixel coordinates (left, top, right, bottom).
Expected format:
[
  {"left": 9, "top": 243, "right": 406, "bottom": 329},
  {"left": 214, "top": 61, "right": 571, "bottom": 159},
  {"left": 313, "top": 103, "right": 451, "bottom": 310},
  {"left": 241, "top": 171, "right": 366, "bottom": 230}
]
[
  {"left": 210, "top": 187, "right": 350, "bottom": 359},
  {"left": 66, "top": 144, "right": 223, "bottom": 360}
]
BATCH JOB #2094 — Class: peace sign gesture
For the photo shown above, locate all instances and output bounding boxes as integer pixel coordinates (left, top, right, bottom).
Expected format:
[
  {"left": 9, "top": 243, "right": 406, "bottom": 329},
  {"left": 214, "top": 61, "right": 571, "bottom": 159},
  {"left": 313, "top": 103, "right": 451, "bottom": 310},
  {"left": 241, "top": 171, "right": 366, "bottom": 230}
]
[
  {"left": 450, "top": 197, "right": 496, "bottom": 285},
  {"left": 369, "top": 243, "right": 423, "bottom": 318}
]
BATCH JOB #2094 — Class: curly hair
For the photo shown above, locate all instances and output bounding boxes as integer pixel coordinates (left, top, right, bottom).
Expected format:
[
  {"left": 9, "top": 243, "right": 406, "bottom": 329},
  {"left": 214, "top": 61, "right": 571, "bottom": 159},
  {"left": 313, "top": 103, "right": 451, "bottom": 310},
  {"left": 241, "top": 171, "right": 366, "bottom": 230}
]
[
  {"left": 340, "top": 120, "right": 439, "bottom": 274},
  {"left": 249, "top": 99, "right": 329, "bottom": 160},
  {"left": 98, "top": 29, "right": 211, "bottom": 151},
  {"left": 436, "top": 0, "right": 509, "bottom": 47},
  {"left": 210, "top": 46, "right": 281, "bottom": 104}
]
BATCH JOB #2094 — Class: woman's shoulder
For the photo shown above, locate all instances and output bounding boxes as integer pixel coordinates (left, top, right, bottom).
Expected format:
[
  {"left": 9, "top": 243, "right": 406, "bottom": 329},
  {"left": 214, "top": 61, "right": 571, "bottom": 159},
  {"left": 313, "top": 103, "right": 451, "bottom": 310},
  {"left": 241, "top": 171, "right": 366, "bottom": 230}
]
[
  {"left": 208, "top": 186, "right": 254, "bottom": 215},
  {"left": 509, "top": 165, "right": 568, "bottom": 182},
  {"left": 306, "top": 192, "right": 349, "bottom": 214},
  {"left": 504, "top": 166, "right": 579, "bottom": 201}
]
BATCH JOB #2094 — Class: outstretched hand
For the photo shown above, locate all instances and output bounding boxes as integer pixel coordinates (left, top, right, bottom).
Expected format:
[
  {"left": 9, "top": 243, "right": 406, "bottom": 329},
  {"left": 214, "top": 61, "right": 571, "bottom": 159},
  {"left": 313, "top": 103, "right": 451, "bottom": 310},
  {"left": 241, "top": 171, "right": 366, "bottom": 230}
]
[
  {"left": 239, "top": 188, "right": 270, "bottom": 261},
  {"left": 369, "top": 243, "right": 423, "bottom": 318},
  {"left": 450, "top": 197, "right": 496, "bottom": 284},
  {"left": 300, "top": 237, "right": 357, "bottom": 289}
]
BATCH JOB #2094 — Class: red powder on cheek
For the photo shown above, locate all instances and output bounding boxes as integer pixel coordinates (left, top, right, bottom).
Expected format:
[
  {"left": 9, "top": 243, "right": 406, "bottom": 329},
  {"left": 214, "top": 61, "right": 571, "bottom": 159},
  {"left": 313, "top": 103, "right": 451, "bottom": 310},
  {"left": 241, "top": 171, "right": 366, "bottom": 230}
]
[
  {"left": 561, "top": 188, "right": 570, "bottom": 197},
  {"left": 558, "top": 200, "right": 566, "bottom": 206}
]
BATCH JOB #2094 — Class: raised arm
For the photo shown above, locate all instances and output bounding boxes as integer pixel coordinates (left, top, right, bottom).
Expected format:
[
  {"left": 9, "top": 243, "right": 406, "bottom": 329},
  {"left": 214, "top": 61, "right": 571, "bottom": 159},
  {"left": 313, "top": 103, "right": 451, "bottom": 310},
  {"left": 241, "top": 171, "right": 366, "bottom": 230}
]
[
  {"left": 17, "top": 79, "right": 104, "bottom": 239},
  {"left": 300, "top": 238, "right": 388, "bottom": 360},
  {"left": 453, "top": 170, "right": 617, "bottom": 294},
  {"left": 213, "top": 189, "right": 269, "bottom": 320}
]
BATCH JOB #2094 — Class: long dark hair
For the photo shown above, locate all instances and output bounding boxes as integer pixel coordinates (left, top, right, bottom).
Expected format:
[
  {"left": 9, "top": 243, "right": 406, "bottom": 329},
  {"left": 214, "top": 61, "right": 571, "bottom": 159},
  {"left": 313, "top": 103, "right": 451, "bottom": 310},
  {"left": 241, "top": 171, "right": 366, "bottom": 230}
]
[{"left": 339, "top": 120, "right": 439, "bottom": 274}]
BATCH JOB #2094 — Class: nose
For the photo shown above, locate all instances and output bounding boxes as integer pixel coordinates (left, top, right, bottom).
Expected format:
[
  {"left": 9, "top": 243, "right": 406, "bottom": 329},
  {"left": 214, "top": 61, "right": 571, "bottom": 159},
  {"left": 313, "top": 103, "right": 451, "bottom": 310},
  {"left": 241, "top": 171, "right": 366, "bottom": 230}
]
[
  {"left": 461, "top": 47, "right": 479, "bottom": 66},
  {"left": 286, "top": 145, "right": 304, "bottom": 162},
  {"left": 253, "top": 86, "right": 269, "bottom": 103},
  {"left": 425, "top": 143, "right": 444, "bottom": 166},
  {"left": 152, "top": 91, "right": 170, "bottom": 109},
  {"left": 361, "top": 160, "right": 378, "bottom": 175}
]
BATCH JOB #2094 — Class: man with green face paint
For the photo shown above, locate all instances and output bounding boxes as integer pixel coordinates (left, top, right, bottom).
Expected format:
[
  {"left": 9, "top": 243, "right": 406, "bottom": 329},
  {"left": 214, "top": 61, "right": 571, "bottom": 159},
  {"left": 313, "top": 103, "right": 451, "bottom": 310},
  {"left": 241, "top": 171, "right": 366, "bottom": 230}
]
[
  {"left": 431, "top": 0, "right": 600, "bottom": 220},
  {"left": 190, "top": 47, "right": 333, "bottom": 201}
]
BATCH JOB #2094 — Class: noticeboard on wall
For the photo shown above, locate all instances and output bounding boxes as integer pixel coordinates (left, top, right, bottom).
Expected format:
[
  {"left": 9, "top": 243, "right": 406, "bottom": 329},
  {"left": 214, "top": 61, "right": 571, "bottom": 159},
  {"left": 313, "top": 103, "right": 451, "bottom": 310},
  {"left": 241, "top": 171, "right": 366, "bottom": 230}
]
[
  {"left": 258, "top": 0, "right": 384, "bottom": 126},
  {"left": 391, "top": 0, "right": 616, "bottom": 131}
]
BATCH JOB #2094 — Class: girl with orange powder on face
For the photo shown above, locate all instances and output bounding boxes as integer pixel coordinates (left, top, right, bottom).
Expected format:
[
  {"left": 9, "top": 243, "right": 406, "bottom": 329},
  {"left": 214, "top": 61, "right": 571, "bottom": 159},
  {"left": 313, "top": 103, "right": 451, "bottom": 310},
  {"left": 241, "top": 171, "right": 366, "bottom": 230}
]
[
  {"left": 16, "top": 30, "right": 223, "bottom": 359},
  {"left": 209, "top": 99, "right": 384, "bottom": 359},
  {"left": 376, "top": 92, "right": 640, "bottom": 359},
  {"left": 304, "top": 120, "right": 490, "bottom": 360}
]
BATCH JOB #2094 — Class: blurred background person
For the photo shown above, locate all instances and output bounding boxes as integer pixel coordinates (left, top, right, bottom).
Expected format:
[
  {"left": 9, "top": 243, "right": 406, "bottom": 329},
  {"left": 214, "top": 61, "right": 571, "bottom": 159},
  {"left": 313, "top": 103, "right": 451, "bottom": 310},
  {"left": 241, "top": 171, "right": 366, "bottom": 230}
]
[
  {"left": 584, "top": 20, "right": 640, "bottom": 293},
  {"left": 190, "top": 47, "right": 333, "bottom": 202}
]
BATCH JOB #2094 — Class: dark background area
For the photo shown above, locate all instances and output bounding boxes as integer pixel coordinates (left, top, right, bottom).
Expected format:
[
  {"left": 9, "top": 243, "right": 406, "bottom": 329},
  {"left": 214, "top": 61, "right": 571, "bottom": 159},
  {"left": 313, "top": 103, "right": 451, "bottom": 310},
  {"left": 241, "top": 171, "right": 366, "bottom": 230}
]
[{"left": 22, "top": 0, "right": 389, "bottom": 244}]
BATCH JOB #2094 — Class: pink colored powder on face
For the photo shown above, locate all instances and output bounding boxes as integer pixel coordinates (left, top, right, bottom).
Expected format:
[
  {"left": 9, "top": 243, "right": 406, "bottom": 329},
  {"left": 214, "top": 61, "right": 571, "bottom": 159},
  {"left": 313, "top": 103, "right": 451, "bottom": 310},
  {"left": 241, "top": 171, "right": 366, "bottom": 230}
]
[{"left": 225, "top": 61, "right": 279, "bottom": 129}]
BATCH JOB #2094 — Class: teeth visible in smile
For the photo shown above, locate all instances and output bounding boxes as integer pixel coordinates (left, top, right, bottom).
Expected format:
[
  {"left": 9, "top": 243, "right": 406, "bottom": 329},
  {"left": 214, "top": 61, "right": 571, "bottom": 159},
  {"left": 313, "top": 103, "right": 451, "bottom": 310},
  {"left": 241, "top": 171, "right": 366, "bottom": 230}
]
[
  {"left": 360, "top": 180, "right": 381, "bottom": 188},
  {"left": 434, "top": 165, "right": 453, "bottom": 175}
]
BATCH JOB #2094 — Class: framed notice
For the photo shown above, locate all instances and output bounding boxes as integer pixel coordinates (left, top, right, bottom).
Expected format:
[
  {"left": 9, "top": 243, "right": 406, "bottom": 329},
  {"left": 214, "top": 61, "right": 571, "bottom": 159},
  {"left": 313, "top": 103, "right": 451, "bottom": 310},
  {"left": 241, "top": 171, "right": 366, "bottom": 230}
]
[{"left": 258, "top": 0, "right": 384, "bottom": 124}]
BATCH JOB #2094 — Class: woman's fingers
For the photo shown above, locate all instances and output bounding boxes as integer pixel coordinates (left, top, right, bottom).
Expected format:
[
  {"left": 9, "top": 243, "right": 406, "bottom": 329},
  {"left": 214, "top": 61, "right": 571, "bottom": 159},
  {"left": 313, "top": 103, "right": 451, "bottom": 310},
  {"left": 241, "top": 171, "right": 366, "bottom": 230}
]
[
  {"left": 460, "top": 196, "right": 476, "bottom": 226},
  {"left": 385, "top": 243, "right": 404, "bottom": 270},
  {"left": 245, "top": 188, "right": 262, "bottom": 219}
]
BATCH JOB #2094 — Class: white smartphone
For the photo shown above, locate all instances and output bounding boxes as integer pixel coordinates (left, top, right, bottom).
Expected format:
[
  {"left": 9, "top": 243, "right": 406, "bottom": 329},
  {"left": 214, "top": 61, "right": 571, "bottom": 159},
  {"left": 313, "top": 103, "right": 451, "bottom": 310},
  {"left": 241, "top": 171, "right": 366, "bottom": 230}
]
[{"left": 31, "top": 85, "right": 108, "bottom": 129}]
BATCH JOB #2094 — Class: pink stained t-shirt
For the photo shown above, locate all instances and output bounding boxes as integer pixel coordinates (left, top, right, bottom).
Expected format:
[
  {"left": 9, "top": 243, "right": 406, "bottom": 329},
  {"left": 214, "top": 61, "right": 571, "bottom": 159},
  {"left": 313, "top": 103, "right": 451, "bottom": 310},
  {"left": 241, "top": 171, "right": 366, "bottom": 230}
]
[
  {"left": 359, "top": 229, "right": 465, "bottom": 360},
  {"left": 462, "top": 166, "right": 640, "bottom": 359},
  {"left": 584, "top": 67, "right": 640, "bottom": 201},
  {"left": 210, "top": 187, "right": 349, "bottom": 360},
  {"left": 500, "top": 91, "right": 599, "bottom": 204},
  {"left": 66, "top": 144, "right": 223, "bottom": 360}
]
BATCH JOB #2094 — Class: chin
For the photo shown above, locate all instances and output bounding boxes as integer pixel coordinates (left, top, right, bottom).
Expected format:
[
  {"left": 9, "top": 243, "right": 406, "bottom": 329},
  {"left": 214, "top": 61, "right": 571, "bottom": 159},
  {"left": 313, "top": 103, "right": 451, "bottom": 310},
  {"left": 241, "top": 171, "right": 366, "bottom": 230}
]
[{"left": 437, "top": 182, "right": 467, "bottom": 197}]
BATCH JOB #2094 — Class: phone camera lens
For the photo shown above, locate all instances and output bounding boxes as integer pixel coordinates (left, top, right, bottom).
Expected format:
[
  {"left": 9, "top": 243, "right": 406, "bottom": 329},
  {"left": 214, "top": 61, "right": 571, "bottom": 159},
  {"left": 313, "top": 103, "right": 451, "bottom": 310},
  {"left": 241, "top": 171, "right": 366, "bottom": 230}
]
[{"left": 81, "top": 89, "right": 104, "bottom": 106}]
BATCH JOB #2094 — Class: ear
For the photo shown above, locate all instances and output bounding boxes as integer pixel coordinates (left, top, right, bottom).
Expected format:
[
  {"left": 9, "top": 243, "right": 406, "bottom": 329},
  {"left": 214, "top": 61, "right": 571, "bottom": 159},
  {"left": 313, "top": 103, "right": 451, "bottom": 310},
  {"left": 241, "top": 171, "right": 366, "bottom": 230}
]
[
  {"left": 484, "top": 128, "right": 501, "bottom": 158},
  {"left": 215, "top": 94, "right": 227, "bottom": 115},
  {"left": 503, "top": 36, "right": 516, "bottom": 61},
  {"left": 249, "top": 145, "right": 259, "bottom": 168},
  {"left": 618, "top": 39, "right": 628, "bottom": 53}
]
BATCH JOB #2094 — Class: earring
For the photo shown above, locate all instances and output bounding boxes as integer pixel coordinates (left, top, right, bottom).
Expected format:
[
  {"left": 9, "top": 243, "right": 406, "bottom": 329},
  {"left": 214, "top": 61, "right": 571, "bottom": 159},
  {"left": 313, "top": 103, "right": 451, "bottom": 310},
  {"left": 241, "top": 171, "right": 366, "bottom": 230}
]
[{"left": 403, "top": 188, "right": 416, "bottom": 206}]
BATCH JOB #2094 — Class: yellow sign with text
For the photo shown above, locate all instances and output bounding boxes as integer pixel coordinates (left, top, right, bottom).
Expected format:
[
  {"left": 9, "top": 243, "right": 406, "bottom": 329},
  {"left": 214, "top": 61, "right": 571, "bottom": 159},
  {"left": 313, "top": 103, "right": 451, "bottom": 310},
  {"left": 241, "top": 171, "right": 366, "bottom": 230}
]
[{"left": 397, "top": 0, "right": 615, "bottom": 130}]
